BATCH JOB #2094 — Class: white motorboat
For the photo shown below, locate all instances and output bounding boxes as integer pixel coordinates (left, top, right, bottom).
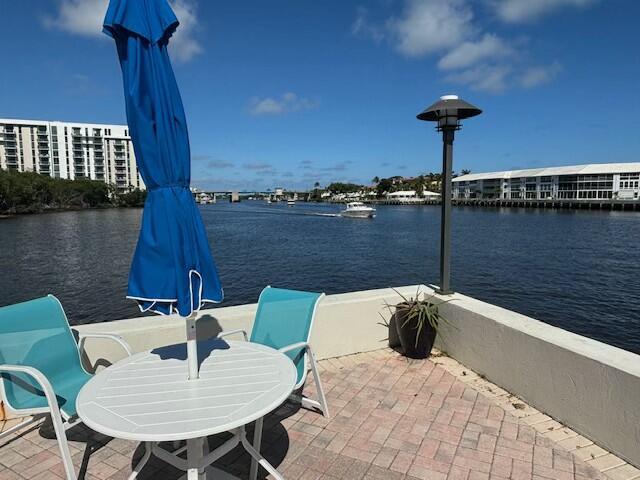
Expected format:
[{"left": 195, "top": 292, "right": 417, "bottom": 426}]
[{"left": 341, "top": 202, "right": 376, "bottom": 218}]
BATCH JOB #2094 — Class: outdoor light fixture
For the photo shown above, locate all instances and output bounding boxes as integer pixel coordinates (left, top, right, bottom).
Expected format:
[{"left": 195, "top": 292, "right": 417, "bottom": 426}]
[
  {"left": 417, "top": 95, "right": 481, "bottom": 295},
  {"left": 417, "top": 94, "right": 482, "bottom": 131}
]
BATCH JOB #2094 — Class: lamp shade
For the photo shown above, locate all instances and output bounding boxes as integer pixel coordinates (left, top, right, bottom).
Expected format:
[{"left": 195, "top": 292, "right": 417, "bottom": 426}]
[{"left": 417, "top": 95, "right": 482, "bottom": 123}]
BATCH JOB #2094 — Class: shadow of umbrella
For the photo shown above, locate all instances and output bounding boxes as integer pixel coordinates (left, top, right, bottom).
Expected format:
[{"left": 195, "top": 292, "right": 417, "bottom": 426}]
[
  {"left": 151, "top": 337, "right": 230, "bottom": 373},
  {"left": 130, "top": 401, "right": 301, "bottom": 479},
  {"left": 213, "top": 401, "right": 301, "bottom": 479},
  {"left": 128, "top": 423, "right": 292, "bottom": 479}
]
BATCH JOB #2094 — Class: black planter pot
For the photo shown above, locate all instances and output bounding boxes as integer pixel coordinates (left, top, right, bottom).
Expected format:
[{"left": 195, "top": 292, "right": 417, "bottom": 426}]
[
  {"left": 394, "top": 307, "right": 437, "bottom": 359},
  {"left": 387, "top": 314, "right": 402, "bottom": 352}
]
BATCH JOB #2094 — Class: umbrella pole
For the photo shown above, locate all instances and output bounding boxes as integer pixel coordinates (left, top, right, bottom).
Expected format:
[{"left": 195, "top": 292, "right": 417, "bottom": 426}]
[
  {"left": 185, "top": 313, "right": 199, "bottom": 380},
  {"left": 186, "top": 312, "right": 207, "bottom": 480}
]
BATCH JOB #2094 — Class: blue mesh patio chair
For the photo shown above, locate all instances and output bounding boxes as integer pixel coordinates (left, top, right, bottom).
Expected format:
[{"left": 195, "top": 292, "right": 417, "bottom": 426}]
[
  {"left": 218, "top": 286, "right": 329, "bottom": 417},
  {"left": 0, "top": 295, "right": 133, "bottom": 480},
  {"left": 218, "top": 287, "right": 328, "bottom": 480}
]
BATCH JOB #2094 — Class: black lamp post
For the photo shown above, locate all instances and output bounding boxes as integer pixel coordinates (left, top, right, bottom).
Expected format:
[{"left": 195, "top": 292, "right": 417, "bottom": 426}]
[{"left": 417, "top": 95, "right": 481, "bottom": 295}]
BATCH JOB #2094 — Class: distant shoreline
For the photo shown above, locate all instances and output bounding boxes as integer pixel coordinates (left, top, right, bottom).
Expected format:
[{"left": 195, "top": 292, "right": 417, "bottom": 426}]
[
  {"left": 0, "top": 169, "right": 146, "bottom": 217},
  {"left": 0, "top": 205, "right": 144, "bottom": 218}
]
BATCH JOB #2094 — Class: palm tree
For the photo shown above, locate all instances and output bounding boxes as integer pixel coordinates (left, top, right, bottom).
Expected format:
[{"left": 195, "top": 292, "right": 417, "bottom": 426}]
[
  {"left": 372, "top": 176, "right": 380, "bottom": 184},
  {"left": 314, "top": 182, "right": 320, "bottom": 189}
]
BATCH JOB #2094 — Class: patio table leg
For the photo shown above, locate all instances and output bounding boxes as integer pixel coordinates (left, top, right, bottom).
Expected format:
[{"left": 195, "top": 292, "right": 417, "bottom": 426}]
[
  {"left": 241, "top": 427, "right": 285, "bottom": 480},
  {"left": 250, "top": 417, "right": 264, "bottom": 480},
  {"left": 128, "top": 442, "right": 152, "bottom": 480},
  {"left": 187, "top": 438, "right": 206, "bottom": 480}
]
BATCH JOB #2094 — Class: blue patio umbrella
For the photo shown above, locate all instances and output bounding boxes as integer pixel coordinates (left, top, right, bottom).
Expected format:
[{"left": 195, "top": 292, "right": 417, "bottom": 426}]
[{"left": 103, "top": 0, "right": 223, "bottom": 378}]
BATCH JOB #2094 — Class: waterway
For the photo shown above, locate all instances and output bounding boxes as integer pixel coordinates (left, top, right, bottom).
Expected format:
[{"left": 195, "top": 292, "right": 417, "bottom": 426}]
[{"left": 1, "top": 202, "right": 638, "bottom": 354}]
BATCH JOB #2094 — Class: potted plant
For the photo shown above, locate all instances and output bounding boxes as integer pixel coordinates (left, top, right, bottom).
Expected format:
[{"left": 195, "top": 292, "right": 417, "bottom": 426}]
[{"left": 382, "top": 288, "right": 447, "bottom": 359}]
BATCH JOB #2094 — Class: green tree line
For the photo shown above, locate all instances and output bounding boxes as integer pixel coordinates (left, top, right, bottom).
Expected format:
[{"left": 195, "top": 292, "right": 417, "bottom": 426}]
[
  {"left": 323, "top": 173, "right": 447, "bottom": 199},
  {"left": 322, "top": 170, "right": 471, "bottom": 199},
  {"left": 0, "top": 169, "right": 147, "bottom": 215},
  {"left": 325, "top": 182, "right": 363, "bottom": 194}
]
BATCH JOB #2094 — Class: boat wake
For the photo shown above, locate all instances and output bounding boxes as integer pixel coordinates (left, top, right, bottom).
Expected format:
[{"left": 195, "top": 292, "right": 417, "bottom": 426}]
[{"left": 211, "top": 206, "right": 342, "bottom": 218}]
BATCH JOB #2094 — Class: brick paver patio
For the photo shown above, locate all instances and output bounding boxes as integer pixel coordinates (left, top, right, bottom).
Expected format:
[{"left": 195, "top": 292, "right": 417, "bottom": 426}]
[{"left": 1, "top": 348, "right": 638, "bottom": 480}]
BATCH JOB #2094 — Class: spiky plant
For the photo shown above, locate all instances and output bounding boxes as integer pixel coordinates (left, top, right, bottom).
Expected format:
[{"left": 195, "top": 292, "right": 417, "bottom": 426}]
[{"left": 383, "top": 287, "right": 450, "bottom": 348}]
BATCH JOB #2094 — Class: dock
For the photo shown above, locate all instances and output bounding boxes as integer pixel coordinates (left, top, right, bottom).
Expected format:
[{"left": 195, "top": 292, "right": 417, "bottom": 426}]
[
  {"left": 452, "top": 198, "right": 640, "bottom": 211},
  {"left": 331, "top": 198, "right": 640, "bottom": 210}
]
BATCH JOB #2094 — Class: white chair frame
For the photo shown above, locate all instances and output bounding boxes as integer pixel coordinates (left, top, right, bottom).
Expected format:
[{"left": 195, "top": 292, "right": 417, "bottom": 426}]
[
  {"left": 0, "top": 332, "right": 133, "bottom": 480},
  {"left": 217, "top": 289, "right": 329, "bottom": 480}
]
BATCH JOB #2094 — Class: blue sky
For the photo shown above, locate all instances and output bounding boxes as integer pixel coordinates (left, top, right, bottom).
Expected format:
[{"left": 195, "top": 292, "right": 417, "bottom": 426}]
[{"left": 1, "top": 0, "right": 639, "bottom": 191}]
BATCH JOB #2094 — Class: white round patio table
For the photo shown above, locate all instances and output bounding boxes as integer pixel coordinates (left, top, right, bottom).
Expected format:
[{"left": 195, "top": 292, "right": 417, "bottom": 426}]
[{"left": 76, "top": 338, "right": 296, "bottom": 480}]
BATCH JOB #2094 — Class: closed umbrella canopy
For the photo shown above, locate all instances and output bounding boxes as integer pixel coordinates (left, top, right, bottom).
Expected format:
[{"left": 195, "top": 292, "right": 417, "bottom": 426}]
[{"left": 103, "top": 0, "right": 223, "bottom": 318}]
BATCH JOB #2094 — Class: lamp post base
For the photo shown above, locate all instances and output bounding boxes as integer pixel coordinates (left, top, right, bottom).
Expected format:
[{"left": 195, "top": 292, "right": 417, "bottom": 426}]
[{"left": 434, "top": 288, "right": 454, "bottom": 296}]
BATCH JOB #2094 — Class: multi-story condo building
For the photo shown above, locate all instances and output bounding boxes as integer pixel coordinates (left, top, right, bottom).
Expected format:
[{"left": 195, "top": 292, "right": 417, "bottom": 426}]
[
  {"left": 0, "top": 118, "right": 144, "bottom": 191},
  {"left": 453, "top": 163, "right": 640, "bottom": 201}
]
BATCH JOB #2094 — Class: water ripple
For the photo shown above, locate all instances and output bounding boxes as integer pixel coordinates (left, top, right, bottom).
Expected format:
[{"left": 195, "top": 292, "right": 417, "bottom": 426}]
[{"left": 0, "top": 203, "right": 638, "bottom": 354}]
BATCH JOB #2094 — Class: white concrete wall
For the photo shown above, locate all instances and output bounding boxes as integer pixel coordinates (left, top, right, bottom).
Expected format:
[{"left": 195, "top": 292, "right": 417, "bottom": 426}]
[
  {"left": 74, "top": 286, "right": 411, "bottom": 365},
  {"left": 74, "top": 285, "right": 640, "bottom": 468},
  {"left": 433, "top": 291, "right": 640, "bottom": 469}
]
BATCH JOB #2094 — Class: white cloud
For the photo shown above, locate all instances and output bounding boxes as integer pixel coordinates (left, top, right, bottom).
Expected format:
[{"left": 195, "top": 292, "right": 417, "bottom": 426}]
[
  {"left": 44, "top": 0, "right": 202, "bottom": 62},
  {"left": 249, "top": 93, "right": 319, "bottom": 116},
  {"left": 492, "top": 0, "right": 596, "bottom": 23},
  {"left": 250, "top": 98, "right": 285, "bottom": 116},
  {"left": 169, "top": 0, "right": 202, "bottom": 62},
  {"left": 351, "top": 7, "right": 385, "bottom": 42},
  {"left": 445, "top": 59, "right": 563, "bottom": 93},
  {"left": 43, "top": 0, "right": 108, "bottom": 37},
  {"left": 387, "top": 0, "right": 475, "bottom": 57},
  {"left": 518, "top": 62, "right": 562, "bottom": 88},
  {"left": 353, "top": 0, "right": 568, "bottom": 93},
  {"left": 438, "top": 34, "right": 513, "bottom": 70},
  {"left": 446, "top": 64, "right": 513, "bottom": 93}
]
